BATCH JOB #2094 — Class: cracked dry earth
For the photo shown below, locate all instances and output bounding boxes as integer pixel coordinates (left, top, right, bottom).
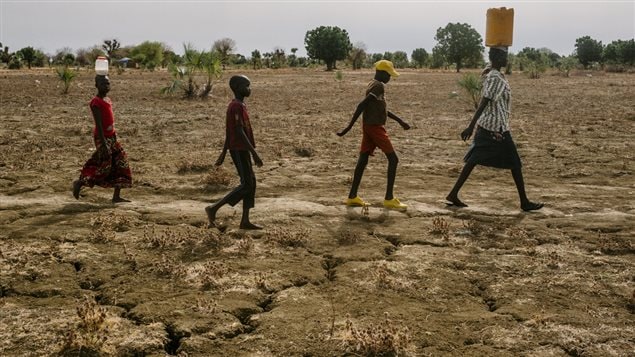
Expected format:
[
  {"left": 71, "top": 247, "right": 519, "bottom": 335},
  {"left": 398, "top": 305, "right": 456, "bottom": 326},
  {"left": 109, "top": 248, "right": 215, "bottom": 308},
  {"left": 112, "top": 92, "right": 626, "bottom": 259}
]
[{"left": 1, "top": 68, "right": 634, "bottom": 356}]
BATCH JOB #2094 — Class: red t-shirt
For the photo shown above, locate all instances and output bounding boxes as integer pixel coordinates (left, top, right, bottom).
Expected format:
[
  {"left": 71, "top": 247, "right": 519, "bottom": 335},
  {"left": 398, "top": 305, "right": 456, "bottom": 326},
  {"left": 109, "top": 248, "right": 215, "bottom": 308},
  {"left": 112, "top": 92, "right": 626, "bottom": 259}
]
[
  {"left": 90, "top": 96, "right": 116, "bottom": 138},
  {"left": 226, "top": 99, "right": 255, "bottom": 150}
]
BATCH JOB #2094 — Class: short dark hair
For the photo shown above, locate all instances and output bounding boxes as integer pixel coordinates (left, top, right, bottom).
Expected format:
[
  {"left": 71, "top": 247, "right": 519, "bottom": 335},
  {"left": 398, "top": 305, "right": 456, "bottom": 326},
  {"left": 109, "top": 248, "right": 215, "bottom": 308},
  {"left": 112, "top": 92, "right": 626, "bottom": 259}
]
[
  {"left": 229, "top": 75, "right": 250, "bottom": 92},
  {"left": 488, "top": 48, "right": 507, "bottom": 62},
  {"left": 95, "top": 75, "right": 108, "bottom": 84}
]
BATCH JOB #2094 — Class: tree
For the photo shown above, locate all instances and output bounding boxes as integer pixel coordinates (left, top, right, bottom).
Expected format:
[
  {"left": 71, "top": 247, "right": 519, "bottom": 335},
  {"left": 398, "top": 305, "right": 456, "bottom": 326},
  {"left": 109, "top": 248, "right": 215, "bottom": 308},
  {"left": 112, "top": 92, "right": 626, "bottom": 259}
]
[
  {"left": 17, "top": 46, "right": 37, "bottom": 69},
  {"left": 102, "top": 39, "right": 121, "bottom": 60},
  {"left": 251, "top": 50, "right": 262, "bottom": 70},
  {"left": 272, "top": 47, "right": 286, "bottom": 69},
  {"left": 0, "top": 43, "right": 12, "bottom": 63},
  {"left": 213, "top": 38, "right": 236, "bottom": 69},
  {"left": 349, "top": 43, "right": 366, "bottom": 70},
  {"left": 411, "top": 48, "right": 429, "bottom": 68},
  {"left": 131, "top": 41, "right": 164, "bottom": 70},
  {"left": 604, "top": 39, "right": 635, "bottom": 65},
  {"left": 53, "top": 47, "right": 75, "bottom": 66},
  {"left": 288, "top": 47, "right": 298, "bottom": 67},
  {"left": 575, "top": 36, "right": 603, "bottom": 68},
  {"left": 76, "top": 46, "right": 104, "bottom": 67},
  {"left": 433, "top": 23, "right": 484, "bottom": 72},
  {"left": 392, "top": 51, "right": 409, "bottom": 68},
  {"left": 304, "top": 26, "right": 352, "bottom": 71}
]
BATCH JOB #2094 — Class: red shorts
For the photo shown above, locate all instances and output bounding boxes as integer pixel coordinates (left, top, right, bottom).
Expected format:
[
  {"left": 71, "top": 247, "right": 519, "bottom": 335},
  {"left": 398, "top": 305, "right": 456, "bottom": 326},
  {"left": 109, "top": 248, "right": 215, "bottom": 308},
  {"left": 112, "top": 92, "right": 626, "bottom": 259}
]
[{"left": 361, "top": 124, "right": 394, "bottom": 155}]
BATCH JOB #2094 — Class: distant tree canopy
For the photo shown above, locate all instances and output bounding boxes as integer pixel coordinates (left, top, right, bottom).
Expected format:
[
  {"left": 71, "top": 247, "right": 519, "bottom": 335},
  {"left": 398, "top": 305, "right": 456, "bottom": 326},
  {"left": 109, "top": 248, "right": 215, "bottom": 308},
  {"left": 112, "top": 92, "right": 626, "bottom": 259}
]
[
  {"left": 131, "top": 41, "right": 164, "bottom": 70},
  {"left": 102, "top": 39, "right": 121, "bottom": 61},
  {"left": 17, "top": 46, "right": 38, "bottom": 69},
  {"left": 304, "top": 26, "right": 352, "bottom": 71},
  {"left": 411, "top": 48, "right": 429, "bottom": 68},
  {"left": 433, "top": 23, "right": 484, "bottom": 72},
  {"left": 213, "top": 38, "right": 236, "bottom": 68},
  {"left": 575, "top": 36, "right": 603, "bottom": 68},
  {"left": 349, "top": 46, "right": 366, "bottom": 70},
  {"left": 603, "top": 39, "right": 635, "bottom": 65}
]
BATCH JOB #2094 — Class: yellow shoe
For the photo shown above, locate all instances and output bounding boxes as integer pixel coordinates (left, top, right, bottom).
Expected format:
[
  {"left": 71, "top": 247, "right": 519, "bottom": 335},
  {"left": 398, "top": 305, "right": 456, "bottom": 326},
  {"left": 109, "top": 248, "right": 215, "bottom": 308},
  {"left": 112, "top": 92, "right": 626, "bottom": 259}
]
[
  {"left": 345, "top": 196, "right": 369, "bottom": 207},
  {"left": 383, "top": 198, "right": 407, "bottom": 210}
]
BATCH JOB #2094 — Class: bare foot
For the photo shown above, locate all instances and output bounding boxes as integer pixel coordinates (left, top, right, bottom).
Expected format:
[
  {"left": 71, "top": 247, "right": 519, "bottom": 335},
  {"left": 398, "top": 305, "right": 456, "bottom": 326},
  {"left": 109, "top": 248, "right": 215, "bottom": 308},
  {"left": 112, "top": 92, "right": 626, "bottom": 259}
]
[
  {"left": 72, "top": 180, "right": 82, "bottom": 200},
  {"left": 521, "top": 201, "right": 544, "bottom": 212},
  {"left": 446, "top": 195, "right": 468, "bottom": 208},
  {"left": 112, "top": 197, "right": 131, "bottom": 203},
  {"left": 240, "top": 222, "right": 263, "bottom": 230},
  {"left": 205, "top": 206, "right": 218, "bottom": 227}
]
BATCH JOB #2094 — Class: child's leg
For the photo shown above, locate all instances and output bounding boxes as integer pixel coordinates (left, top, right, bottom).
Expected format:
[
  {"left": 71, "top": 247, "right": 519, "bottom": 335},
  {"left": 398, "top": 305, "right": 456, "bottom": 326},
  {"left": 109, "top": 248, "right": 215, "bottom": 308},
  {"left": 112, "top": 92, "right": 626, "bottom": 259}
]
[
  {"left": 511, "top": 167, "right": 543, "bottom": 211},
  {"left": 446, "top": 162, "right": 476, "bottom": 207},
  {"left": 112, "top": 186, "right": 130, "bottom": 203},
  {"left": 72, "top": 180, "right": 82, "bottom": 199},
  {"left": 239, "top": 158, "right": 261, "bottom": 230},
  {"left": 385, "top": 152, "right": 399, "bottom": 200},
  {"left": 348, "top": 152, "right": 370, "bottom": 199}
]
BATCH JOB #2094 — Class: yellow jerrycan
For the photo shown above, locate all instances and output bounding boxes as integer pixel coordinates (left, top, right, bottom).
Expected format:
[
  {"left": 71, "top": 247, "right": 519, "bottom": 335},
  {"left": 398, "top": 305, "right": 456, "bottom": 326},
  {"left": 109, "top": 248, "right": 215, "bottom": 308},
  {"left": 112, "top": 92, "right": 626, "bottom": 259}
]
[{"left": 486, "top": 7, "right": 514, "bottom": 47}]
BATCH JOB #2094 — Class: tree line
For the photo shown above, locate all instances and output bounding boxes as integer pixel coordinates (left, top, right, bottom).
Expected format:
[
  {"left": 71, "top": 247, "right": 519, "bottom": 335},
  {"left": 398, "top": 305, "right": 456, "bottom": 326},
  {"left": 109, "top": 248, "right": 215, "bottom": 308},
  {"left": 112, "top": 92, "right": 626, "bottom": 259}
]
[{"left": 1, "top": 24, "right": 632, "bottom": 73}]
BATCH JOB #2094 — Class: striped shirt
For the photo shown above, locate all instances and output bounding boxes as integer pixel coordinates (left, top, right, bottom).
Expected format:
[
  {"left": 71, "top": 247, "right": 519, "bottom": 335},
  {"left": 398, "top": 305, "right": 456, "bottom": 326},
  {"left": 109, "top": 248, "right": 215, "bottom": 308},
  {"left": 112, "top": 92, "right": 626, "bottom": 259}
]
[{"left": 477, "top": 69, "right": 511, "bottom": 132}]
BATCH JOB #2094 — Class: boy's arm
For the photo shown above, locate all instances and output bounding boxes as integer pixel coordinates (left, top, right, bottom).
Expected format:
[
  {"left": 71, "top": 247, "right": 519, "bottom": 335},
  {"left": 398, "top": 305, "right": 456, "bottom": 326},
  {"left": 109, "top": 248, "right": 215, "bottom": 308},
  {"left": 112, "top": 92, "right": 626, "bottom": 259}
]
[
  {"left": 214, "top": 129, "right": 229, "bottom": 166},
  {"left": 387, "top": 111, "right": 411, "bottom": 130},
  {"left": 236, "top": 126, "right": 263, "bottom": 167},
  {"left": 337, "top": 94, "right": 373, "bottom": 136},
  {"left": 90, "top": 106, "right": 109, "bottom": 155},
  {"left": 461, "top": 97, "right": 491, "bottom": 141}
]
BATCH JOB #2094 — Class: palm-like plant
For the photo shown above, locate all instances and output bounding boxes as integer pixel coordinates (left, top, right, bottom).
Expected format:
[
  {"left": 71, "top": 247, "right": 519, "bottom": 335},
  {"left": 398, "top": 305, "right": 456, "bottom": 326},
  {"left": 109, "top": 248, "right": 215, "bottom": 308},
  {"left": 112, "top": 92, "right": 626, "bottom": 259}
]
[
  {"left": 199, "top": 51, "right": 222, "bottom": 97},
  {"left": 56, "top": 66, "right": 77, "bottom": 94},
  {"left": 456, "top": 72, "right": 482, "bottom": 109},
  {"left": 162, "top": 44, "right": 222, "bottom": 99}
]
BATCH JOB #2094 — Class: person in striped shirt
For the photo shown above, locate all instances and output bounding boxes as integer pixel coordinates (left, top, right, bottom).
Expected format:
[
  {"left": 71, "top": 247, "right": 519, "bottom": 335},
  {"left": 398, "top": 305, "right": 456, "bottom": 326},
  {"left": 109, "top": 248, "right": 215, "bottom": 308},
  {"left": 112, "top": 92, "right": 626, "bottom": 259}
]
[{"left": 446, "top": 47, "right": 543, "bottom": 212}]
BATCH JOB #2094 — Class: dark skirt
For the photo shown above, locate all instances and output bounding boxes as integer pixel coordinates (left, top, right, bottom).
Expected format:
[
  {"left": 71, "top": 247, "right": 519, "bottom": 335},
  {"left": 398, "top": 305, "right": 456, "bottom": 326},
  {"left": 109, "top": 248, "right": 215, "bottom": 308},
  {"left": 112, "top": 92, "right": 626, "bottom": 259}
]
[
  {"left": 79, "top": 135, "right": 132, "bottom": 188},
  {"left": 464, "top": 127, "right": 522, "bottom": 169}
]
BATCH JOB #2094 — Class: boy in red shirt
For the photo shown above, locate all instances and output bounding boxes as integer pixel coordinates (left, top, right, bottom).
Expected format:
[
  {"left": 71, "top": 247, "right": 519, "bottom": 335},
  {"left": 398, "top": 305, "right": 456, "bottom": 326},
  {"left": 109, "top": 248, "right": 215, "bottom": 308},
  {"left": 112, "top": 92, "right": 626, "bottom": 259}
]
[
  {"left": 206, "top": 75, "right": 263, "bottom": 229},
  {"left": 337, "top": 60, "right": 410, "bottom": 210},
  {"left": 72, "top": 75, "right": 132, "bottom": 203}
]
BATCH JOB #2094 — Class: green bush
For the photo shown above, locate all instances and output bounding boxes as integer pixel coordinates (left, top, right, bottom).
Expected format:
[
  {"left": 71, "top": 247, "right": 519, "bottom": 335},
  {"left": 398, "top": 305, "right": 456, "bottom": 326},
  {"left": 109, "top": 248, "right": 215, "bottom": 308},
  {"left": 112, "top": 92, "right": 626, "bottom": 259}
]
[
  {"left": 456, "top": 72, "right": 482, "bottom": 109},
  {"left": 56, "top": 66, "right": 77, "bottom": 94}
]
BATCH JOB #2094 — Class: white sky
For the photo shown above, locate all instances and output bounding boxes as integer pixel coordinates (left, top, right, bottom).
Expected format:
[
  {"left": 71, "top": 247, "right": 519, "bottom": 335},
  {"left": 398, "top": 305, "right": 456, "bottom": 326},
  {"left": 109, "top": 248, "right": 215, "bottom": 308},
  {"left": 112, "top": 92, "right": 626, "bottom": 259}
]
[{"left": 1, "top": 0, "right": 633, "bottom": 57}]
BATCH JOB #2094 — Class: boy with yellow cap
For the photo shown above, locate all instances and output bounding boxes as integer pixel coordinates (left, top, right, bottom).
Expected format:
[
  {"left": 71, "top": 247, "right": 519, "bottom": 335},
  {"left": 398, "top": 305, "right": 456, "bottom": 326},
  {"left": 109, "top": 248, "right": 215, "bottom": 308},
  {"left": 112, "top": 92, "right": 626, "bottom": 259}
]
[{"left": 337, "top": 60, "right": 411, "bottom": 210}]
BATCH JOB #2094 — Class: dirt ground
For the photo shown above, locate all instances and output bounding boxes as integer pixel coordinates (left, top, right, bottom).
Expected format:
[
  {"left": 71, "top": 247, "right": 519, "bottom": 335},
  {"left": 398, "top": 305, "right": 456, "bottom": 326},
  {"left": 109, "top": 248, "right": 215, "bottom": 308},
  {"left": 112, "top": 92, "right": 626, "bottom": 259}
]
[{"left": 1, "top": 67, "right": 633, "bottom": 356}]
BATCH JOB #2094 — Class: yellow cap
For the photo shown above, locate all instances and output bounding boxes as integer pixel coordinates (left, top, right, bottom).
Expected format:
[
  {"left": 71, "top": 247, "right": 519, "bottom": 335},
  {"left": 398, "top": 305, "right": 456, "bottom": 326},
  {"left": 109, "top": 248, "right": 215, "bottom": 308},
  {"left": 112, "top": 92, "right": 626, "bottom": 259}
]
[{"left": 374, "top": 60, "right": 399, "bottom": 77}]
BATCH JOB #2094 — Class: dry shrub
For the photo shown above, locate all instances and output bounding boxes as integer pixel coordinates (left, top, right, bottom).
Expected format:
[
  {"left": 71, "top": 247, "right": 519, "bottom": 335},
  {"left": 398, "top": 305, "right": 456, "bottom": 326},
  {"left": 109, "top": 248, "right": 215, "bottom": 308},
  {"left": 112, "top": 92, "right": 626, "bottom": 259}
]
[
  {"left": 122, "top": 243, "right": 138, "bottom": 272},
  {"left": 506, "top": 226, "right": 530, "bottom": 240},
  {"left": 142, "top": 225, "right": 228, "bottom": 253},
  {"left": 371, "top": 261, "right": 409, "bottom": 291},
  {"left": 266, "top": 227, "right": 310, "bottom": 248},
  {"left": 90, "top": 212, "right": 132, "bottom": 242},
  {"left": 151, "top": 254, "right": 186, "bottom": 278},
  {"left": 337, "top": 229, "right": 361, "bottom": 245},
  {"left": 201, "top": 167, "right": 233, "bottom": 187},
  {"left": 462, "top": 219, "right": 486, "bottom": 236},
  {"left": 293, "top": 144, "right": 314, "bottom": 157},
  {"left": 91, "top": 212, "right": 132, "bottom": 232},
  {"left": 236, "top": 235, "right": 254, "bottom": 255},
  {"left": 197, "top": 261, "right": 228, "bottom": 290},
  {"left": 176, "top": 159, "right": 211, "bottom": 174},
  {"left": 254, "top": 272, "right": 270, "bottom": 292},
  {"left": 342, "top": 313, "right": 412, "bottom": 356},
  {"left": 58, "top": 296, "right": 109, "bottom": 355},
  {"left": 194, "top": 295, "right": 218, "bottom": 314},
  {"left": 430, "top": 217, "right": 450, "bottom": 239},
  {"left": 543, "top": 250, "right": 562, "bottom": 269}
]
